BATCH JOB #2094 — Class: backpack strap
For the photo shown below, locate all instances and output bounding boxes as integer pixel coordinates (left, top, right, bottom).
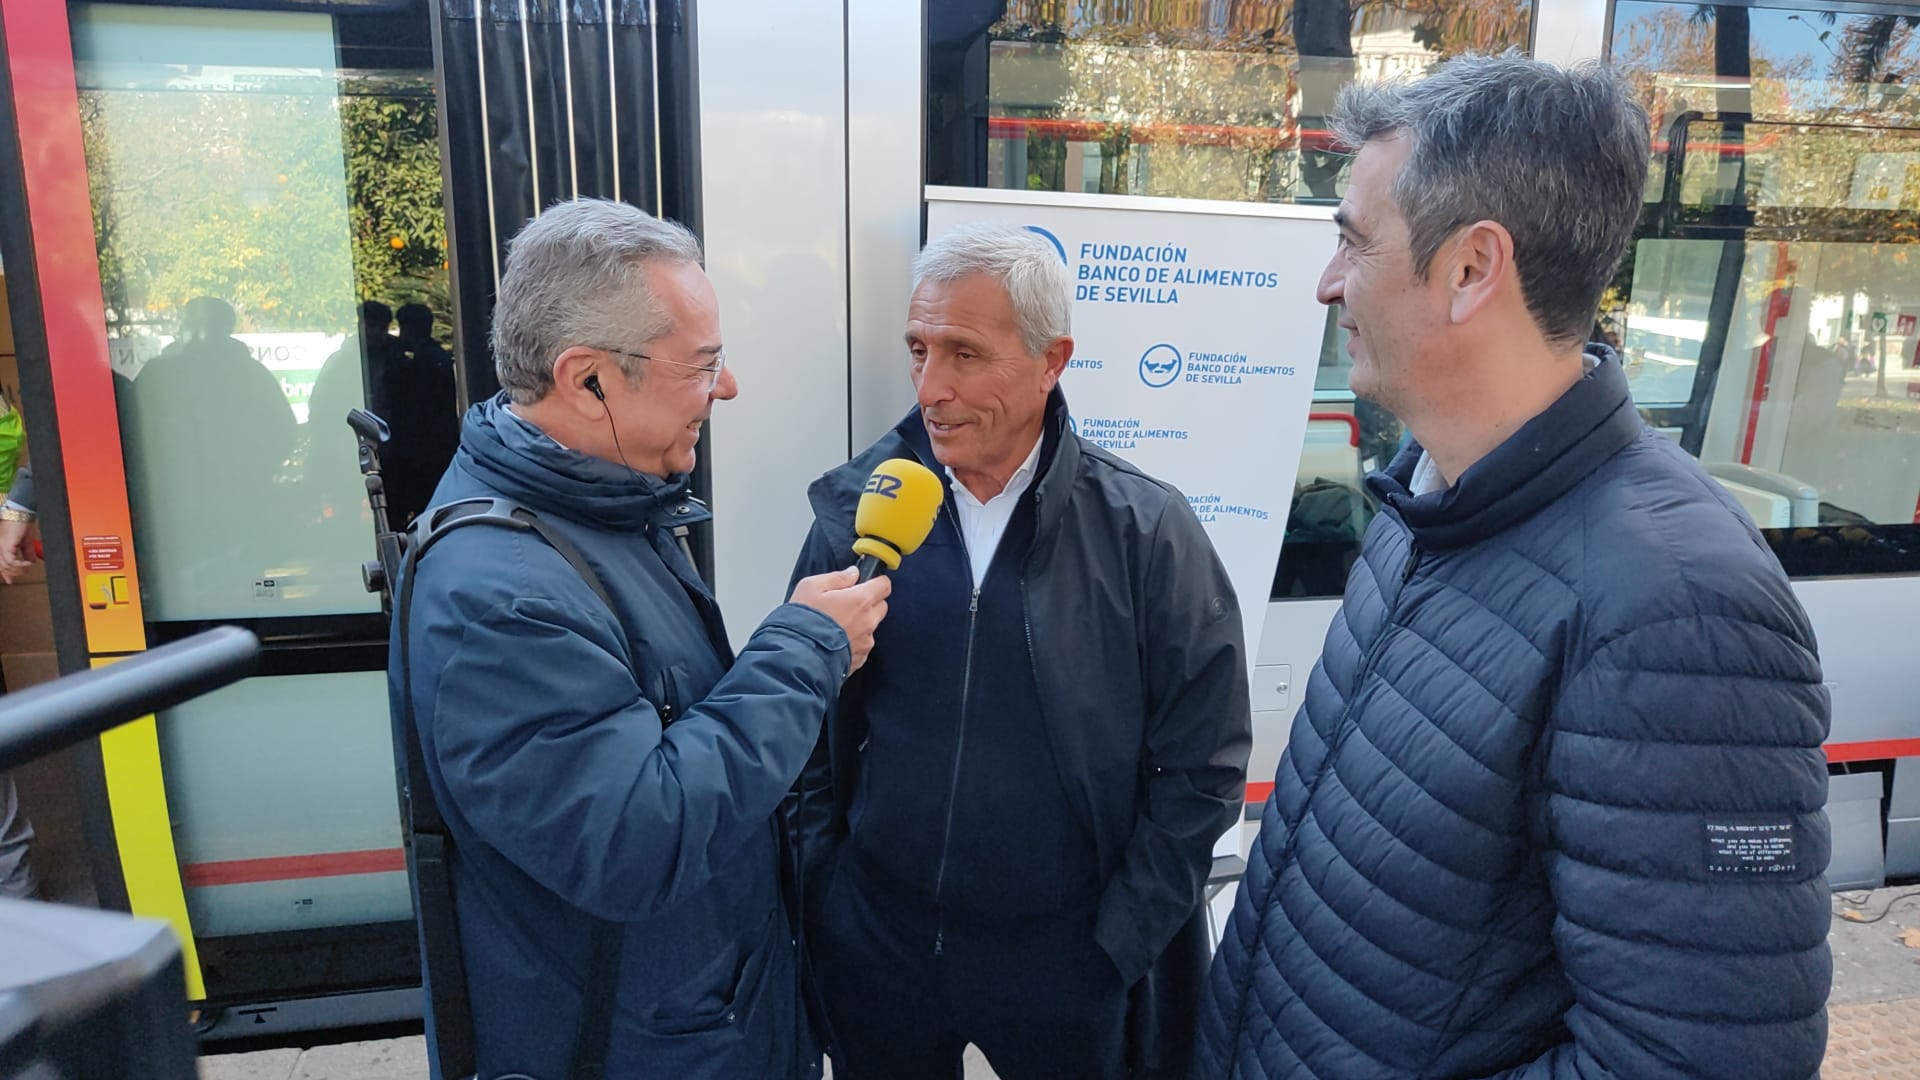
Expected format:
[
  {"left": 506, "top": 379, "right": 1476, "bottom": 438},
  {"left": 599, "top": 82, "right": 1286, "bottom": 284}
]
[{"left": 396, "top": 497, "right": 626, "bottom": 1079}]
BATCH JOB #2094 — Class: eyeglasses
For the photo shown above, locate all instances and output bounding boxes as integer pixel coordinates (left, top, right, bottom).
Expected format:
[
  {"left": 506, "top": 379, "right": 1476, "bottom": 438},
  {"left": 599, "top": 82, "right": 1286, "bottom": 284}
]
[{"left": 594, "top": 346, "right": 728, "bottom": 392}]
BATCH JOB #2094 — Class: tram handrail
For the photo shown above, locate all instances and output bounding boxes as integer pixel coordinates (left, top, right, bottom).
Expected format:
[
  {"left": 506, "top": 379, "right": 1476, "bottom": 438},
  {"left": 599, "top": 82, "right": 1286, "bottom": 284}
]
[{"left": 0, "top": 626, "right": 260, "bottom": 772}]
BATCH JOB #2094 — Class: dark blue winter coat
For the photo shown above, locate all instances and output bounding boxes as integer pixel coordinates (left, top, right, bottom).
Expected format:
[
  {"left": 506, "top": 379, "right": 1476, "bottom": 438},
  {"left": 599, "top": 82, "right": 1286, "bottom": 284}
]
[
  {"left": 392, "top": 395, "right": 850, "bottom": 1079},
  {"left": 790, "top": 391, "right": 1252, "bottom": 1073},
  {"left": 1196, "top": 351, "right": 1832, "bottom": 1079}
]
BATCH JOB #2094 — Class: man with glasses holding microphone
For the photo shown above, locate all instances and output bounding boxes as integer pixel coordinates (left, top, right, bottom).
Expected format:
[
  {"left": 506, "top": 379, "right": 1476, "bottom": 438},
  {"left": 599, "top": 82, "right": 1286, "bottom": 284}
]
[{"left": 393, "top": 198, "right": 890, "bottom": 1079}]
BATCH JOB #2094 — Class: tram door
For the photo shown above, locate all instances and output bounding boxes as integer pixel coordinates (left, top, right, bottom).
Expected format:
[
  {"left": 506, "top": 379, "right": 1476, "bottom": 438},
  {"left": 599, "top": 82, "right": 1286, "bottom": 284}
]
[
  {"left": 0, "top": 0, "right": 701, "bottom": 1036},
  {"left": 0, "top": 0, "right": 451, "bottom": 1035},
  {"left": 1608, "top": 0, "right": 1920, "bottom": 883}
]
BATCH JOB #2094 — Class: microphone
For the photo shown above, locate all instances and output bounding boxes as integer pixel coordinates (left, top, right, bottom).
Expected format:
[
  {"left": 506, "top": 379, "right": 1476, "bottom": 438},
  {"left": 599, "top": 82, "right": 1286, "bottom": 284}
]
[{"left": 852, "top": 458, "right": 942, "bottom": 583}]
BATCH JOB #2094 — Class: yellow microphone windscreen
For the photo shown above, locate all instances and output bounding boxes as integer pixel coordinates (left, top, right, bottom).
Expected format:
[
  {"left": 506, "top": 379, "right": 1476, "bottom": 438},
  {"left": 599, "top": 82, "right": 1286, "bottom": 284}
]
[{"left": 852, "top": 458, "right": 943, "bottom": 570}]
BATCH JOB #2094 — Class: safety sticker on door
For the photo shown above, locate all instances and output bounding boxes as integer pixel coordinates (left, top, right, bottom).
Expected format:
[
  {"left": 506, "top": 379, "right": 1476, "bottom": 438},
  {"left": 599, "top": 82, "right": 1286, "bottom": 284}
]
[
  {"left": 81, "top": 534, "right": 124, "bottom": 571},
  {"left": 1705, "top": 819, "right": 1798, "bottom": 875}
]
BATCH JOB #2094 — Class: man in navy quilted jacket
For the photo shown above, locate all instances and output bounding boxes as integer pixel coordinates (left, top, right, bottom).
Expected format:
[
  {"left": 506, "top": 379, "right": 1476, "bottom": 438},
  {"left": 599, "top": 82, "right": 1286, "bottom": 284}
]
[{"left": 1196, "top": 56, "right": 1832, "bottom": 1079}]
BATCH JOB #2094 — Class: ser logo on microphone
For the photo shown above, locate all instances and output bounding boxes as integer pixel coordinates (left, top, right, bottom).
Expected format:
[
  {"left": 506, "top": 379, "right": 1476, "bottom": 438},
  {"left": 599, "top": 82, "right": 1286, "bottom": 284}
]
[{"left": 863, "top": 473, "right": 904, "bottom": 499}]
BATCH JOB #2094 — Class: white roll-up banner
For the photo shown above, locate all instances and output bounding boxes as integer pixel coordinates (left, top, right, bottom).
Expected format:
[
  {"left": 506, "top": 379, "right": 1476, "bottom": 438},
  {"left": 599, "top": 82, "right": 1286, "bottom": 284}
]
[{"left": 926, "top": 188, "right": 1338, "bottom": 659}]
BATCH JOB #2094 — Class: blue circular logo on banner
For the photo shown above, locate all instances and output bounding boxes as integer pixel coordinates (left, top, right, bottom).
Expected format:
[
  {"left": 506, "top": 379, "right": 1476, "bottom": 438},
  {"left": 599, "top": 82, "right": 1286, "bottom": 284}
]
[
  {"left": 1139, "top": 343, "right": 1182, "bottom": 388},
  {"left": 1025, "top": 225, "right": 1068, "bottom": 264}
]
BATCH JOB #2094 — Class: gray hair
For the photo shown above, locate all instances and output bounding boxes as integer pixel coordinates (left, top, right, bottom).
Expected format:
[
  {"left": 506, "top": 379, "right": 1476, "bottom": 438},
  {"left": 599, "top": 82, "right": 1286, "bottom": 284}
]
[
  {"left": 914, "top": 223, "right": 1072, "bottom": 356},
  {"left": 1331, "top": 54, "right": 1651, "bottom": 347},
  {"left": 491, "top": 197, "right": 704, "bottom": 404}
]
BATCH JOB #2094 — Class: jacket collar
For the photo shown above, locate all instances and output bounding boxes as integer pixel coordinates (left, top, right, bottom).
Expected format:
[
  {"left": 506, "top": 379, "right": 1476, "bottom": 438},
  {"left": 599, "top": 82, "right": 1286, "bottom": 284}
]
[
  {"left": 1366, "top": 346, "right": 1643, "bottom": 550},
  {"left": 453, "top": 392, "right": 711, "bottom": 532},
  {"left": 808, "top": 388, "right": 1080, "bottom": 555}
]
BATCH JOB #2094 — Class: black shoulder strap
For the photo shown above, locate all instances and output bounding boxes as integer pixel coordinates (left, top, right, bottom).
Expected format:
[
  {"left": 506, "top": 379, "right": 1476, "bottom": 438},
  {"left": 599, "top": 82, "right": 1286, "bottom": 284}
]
[
  {"left": 411, "top": 497, "right": 617, "bottom": 608},
  {"left": 396, "top": 497, "right": 626, "bottom": 1079}
]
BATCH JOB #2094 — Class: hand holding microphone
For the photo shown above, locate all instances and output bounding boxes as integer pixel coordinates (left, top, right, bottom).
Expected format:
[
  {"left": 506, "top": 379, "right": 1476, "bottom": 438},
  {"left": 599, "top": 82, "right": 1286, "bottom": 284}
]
[
  {"left": 790, "top": 458, "right": 941, "bottom": 675},
  {"left": 791, "top": 568, "right": 889, "bottom": 674}
]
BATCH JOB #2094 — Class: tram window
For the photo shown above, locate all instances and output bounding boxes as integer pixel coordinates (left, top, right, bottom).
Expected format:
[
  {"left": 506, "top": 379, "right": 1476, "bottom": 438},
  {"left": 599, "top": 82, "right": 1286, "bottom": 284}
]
[
  {"left": 930, "top": 3, "right": 1512, "bottom": 599},
  {"left": 1272, "top": 311, "right": 1409, "bottom": 599},
  {"left": 1315, "top": 307, "right": 1354, "bottom": 396},
  {"left": 931, "top": 0, "right": 1535, "bottom": 204},
  {"left": 73, "top": 4, "right": 452, "bottom": 621},
  {"left": 53, "top": 3, "right": 442, "bottom": 1009},
  {"left": 1608, "top": 0, "right": 1920, "bottom": 575},
  {"left": 1614, "top": 1, "right": 1920, "bottom": 202}
]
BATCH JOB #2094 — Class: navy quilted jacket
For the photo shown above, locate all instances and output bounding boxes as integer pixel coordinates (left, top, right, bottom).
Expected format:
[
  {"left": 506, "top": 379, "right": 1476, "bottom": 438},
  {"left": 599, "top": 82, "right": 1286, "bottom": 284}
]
[{"left": 1196, "top": 351, "right": 1832, "bottom": 1079}]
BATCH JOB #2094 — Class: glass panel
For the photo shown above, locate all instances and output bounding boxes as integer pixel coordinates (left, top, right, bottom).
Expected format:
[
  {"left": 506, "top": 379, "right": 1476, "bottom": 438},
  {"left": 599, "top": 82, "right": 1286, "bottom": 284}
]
[
  {"left": 73, "top": 3, "right": 453, "bottom": 621},
  {"left": 1649, "top": 117, "right": 1920, "bottom": 229},
  {"left": 65, "top": 0, "right": 447, "bottom": 994},
  {"left": 1618, "top": 236, "right": 1920, "bottom": 528},
  {"left": 934, "top": 4, "right": 1524, "bottom": 596},
  {"left": 1312, "top": 307, "right": 1354, "bottom": 396},
  {"left": 972, "top": 0, "right": 1534, "bottom": 204},
  {"left": 159, "top": 671, "right": 410, "bottom": 937},
  {"left": 1610, "top": 0, "right": 1920, "bottom": 559},
  {"left": 1617, "top": 237, "right": 1724, "bottom": 407},
  {"left": 1616, "top": 1, "right": 1920, "bottom": 202}
]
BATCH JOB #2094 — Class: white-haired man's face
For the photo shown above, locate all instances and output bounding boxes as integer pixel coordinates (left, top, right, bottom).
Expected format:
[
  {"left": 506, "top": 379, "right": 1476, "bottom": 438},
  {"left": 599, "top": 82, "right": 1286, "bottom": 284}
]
[{"left": 904, "top": 272, "right": 1069, "bottom": 499}]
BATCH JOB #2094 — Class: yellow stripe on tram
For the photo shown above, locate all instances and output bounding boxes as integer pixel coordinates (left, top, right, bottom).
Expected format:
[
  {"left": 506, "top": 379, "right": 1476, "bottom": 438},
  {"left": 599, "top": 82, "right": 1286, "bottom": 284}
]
[{"left": 93, "top": 654, "right": 204, "bottom": 1000}]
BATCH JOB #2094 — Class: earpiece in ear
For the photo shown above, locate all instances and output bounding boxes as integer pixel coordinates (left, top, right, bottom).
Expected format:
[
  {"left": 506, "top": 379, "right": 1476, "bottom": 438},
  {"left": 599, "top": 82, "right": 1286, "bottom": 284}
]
[{"left": 585, "top": 374, "right": 605, "bottom": 401}]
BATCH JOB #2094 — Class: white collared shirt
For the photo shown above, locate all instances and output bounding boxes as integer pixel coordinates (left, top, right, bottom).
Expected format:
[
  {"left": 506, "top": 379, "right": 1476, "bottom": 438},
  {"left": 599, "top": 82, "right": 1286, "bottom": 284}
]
[
  {"left": 946, "top": 433, "right": 1044, "bottom": 588},
  {"left": 1410, "top": 451, "right": 1449, "bottom": 496}
]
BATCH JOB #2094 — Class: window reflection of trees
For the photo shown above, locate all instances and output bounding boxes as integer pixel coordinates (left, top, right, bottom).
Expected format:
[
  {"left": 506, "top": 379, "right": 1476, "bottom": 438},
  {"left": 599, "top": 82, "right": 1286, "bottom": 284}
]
[
  {"left": 1606, "top": 2, "right": 1920, "bottom": 541},
  {"left": 84, "top": 75, "right": 447, "bottom": 347},
  {"left": 987, "top": 0, "right": 1533, "bottom": 203},
  {"left": 75, "top": 59, "right": 451, "bottom": 617},
  {"left": 1609, "top": 4, "right": 1920, "bottom": 340},
  {"left": 1617, "top": 3, "right": 1920, "bottom": 211}
]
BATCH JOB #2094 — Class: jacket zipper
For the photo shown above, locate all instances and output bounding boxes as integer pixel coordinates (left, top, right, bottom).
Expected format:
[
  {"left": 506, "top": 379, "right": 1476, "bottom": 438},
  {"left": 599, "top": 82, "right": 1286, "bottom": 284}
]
[
  {"left": 931, "top": 502, "right": 975, "bottom": 958},
  {"left": 657, "top": 668, "right": 679, "bottom": 726},
  {"left": 1017, "top": 485, "right": 1046, "bottom": 772},
  {"left": 932, "top": 585, "right": 980, "bottom": 958},
  {"left": 1220, "top": 529, "right": 1423, "bottom": 1069},
  {"left": 1021, "top": 580, "right": 1038, "bottom": 695}
]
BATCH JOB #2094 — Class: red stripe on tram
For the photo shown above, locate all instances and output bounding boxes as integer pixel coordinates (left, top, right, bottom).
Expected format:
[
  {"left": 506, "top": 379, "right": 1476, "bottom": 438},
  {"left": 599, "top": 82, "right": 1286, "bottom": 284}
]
[{"left": 181, "top": 848, "right": 407, "bottom": 887}]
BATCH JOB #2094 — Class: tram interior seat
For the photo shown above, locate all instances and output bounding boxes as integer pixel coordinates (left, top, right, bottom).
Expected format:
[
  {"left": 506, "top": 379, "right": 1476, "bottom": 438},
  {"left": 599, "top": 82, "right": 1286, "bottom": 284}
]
[
  {"left": 1704, "top": 462, "right": 1821, "bottom": 528},
  {"left": 1712, "top": 477, "right": 1793, "bottom": 528}
]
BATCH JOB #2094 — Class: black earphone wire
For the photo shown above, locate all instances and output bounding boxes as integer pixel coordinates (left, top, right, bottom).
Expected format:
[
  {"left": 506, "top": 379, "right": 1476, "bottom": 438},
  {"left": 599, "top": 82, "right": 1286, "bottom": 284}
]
[
  {"left": 603, "top": 406, "right": 643, "bottom": 481},
  {"left": 589, "top": 372, "right": 699, "bottom": 572},
  {"left": 588, "top": 375, "right": 646, "bottom": 484}
]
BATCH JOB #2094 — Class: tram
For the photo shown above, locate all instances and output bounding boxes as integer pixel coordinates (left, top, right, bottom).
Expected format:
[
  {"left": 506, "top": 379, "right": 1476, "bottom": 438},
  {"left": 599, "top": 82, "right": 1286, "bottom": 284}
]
[{"left": 0, "top": 0, "right": 1912, "bottom": 1039}]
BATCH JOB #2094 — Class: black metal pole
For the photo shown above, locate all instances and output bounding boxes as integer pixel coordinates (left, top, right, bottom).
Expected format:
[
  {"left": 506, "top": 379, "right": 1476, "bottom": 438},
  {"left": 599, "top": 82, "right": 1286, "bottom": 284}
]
[{"left": 0, "top": 626, "right": 260, "bottom": 772}]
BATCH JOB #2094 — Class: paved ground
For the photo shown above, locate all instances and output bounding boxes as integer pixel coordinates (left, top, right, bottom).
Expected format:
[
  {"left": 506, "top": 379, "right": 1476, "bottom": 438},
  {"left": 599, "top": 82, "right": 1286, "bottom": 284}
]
[
  {"left": 201, "top": 887, "right": 1920, "bottom": 1079},
  {"left": 199, "top": 1037, "right": 427, "bottom": 1080},
  {"left": 1822, "top": 885, "right": 1920, "bottom": 1078},
  {"left": 198, "top": 1038, "right": 998, "bottom": 1080}
]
